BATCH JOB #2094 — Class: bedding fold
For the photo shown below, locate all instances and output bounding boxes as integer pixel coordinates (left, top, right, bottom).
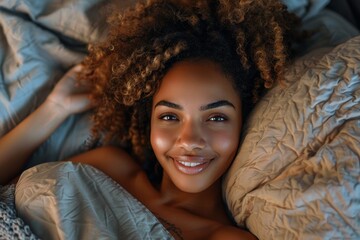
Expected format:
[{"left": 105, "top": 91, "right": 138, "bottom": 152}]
[{"left": 15, "top": 162, "right": 174, "bottom": 240}]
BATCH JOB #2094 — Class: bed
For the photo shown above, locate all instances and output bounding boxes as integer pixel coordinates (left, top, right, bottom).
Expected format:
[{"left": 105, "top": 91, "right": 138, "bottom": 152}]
[{"left": 0, "top": 0, "right": 359, "bottom": 239}]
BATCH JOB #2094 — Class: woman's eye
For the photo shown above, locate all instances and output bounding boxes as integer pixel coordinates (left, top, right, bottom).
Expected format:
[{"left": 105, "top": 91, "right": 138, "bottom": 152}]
[
  {"left": 160, "top": 114, "right": 178, "bottom": 121},
  {"left": 208, "top": 115, "right": 227, "bottom": 122}
]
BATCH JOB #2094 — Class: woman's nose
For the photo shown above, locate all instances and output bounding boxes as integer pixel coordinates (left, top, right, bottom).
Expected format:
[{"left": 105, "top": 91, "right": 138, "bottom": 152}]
[{"left": 177, "top": 120, "right": 206, "bottom": 151}]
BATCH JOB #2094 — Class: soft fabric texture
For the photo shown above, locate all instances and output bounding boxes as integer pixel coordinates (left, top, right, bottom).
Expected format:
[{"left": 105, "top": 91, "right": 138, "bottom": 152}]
[
  {"left": 224, "top": 35, "right": 360, "bottom": 240},
  {"left": 281, "top": 0, "right": 330, "bottom": 19},
  {"left": 327, "top": 0, "right": 360, "bottom": 29},
  {"left": 298, "top": 9, "right": 359, "bottom": 55},
  {"left": 0, "top": 185, "right": 39, "bottom": 240},
  {"left": 15, "top": 162, "right": 174, "bottom": 240}
]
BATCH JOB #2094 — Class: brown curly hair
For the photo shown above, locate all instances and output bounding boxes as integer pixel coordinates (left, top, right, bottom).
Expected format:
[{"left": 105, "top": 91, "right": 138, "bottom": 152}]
[{"left": 79, "top": 0, "right": 300, "bottom": 180}]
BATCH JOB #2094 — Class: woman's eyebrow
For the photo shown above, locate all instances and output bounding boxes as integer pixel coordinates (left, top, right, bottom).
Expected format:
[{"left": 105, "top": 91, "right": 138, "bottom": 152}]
[
  {"left": 154, "top": 100, "right": 235, "bottom": 110},
  {"left": 200, "top": 100, "right": 235, "bottom": 111},
  {"left": 154, "top": 100, "right": 182, "bottom": 110}
]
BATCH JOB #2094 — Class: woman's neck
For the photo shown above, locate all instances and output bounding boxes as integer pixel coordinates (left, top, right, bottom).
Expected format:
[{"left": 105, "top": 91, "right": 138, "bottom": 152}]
[{"left": 159, "top": 173, "right": 230, "bottom": 223}]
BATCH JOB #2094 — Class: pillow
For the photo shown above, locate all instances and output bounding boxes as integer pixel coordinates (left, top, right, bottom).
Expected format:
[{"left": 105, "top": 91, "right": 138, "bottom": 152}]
[{"left": 223, "top": 35, "right": 360, "bottom": 239}]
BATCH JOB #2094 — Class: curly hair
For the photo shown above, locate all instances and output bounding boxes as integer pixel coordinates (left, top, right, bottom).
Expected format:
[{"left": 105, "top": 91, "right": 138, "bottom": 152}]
[{"left": 79, "top": 0, "right": 300, "bottom": 181}]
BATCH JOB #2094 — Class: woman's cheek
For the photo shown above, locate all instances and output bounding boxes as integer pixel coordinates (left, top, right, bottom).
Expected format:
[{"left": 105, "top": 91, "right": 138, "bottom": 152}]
[
  {"left": 150, "top": 127, "right": 176, "bottom": 156},
  {"left": 211, "top": 128, "right": 239, "bottom": 160}
]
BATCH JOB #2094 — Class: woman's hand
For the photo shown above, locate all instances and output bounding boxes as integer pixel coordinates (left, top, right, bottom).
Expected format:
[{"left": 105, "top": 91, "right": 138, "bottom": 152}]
[
  {"left": 45, "top": 65, "right": 95, "bottom": 117},
  {"left": 0, "top": 64, "right": 95, "bottom": 185}
]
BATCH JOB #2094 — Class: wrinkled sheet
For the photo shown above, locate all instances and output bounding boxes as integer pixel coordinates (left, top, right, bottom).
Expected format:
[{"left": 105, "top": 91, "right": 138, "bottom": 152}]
[
  {"left": 224, "top": 36, "right": 360, "bottom": 239},
  {"left": 15, "top": 162, "right": 174, "bottom": 240}
]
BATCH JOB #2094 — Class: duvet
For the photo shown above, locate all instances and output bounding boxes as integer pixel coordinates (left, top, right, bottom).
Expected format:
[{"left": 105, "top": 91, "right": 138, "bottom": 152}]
[{"left": 15, "top": 162, "right": 174, "bottom": 239}]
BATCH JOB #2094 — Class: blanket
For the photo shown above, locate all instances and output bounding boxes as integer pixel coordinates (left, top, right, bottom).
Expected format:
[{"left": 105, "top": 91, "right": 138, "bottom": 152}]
[{"left": 15, "top": 162, "right": 174, "bottom": 240}]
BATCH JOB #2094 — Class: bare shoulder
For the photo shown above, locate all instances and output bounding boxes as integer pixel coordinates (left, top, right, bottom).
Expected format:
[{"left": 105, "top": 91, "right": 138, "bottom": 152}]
[
  {"left": 68, "top": 146, "right": 142, "bottom": 186},
  {"left": 211, "top": 225, "right": 257, "bottom": 240},
  {"left": 68, "top": 146, "right": 160, "bottom": 205}
]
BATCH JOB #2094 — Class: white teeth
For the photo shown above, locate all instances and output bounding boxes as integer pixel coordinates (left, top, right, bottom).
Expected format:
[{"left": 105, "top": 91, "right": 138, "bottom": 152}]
[{"left": 179, "top": 161, "right": 202, "bottom": 167}]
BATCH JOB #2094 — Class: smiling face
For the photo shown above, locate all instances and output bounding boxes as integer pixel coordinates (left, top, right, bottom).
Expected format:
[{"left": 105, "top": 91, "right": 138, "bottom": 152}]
[{"left": 150, "top": 59, "right": 242, "bottom": 193}]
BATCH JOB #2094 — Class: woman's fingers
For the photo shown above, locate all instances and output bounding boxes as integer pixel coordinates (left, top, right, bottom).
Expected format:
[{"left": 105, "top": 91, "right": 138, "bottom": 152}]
[
  {"left": 62, "top": 65, "right": 92, "bottom": 94},
  {"left": 46, "top": 64, "right": 95, "bottom": 115}
]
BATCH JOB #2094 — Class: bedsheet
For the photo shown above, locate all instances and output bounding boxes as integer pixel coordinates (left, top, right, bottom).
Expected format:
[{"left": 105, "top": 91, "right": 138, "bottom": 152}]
[{"left": 15, "top": 162, "right": 174, "bottom": 240}]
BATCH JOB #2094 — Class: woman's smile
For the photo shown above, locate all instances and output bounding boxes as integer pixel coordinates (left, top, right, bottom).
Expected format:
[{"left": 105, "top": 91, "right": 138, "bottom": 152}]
[{"left": 170, "top": 155, "right": 214, "bottom": 175}]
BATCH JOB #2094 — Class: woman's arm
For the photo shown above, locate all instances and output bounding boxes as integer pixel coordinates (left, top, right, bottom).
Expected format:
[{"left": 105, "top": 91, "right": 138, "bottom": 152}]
[{"left": 0, "top": 65, "right": 93, "bottom": 185}]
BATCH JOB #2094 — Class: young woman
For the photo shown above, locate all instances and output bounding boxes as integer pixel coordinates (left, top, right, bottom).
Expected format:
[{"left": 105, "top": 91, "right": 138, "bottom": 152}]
[{"left": 0, "top": 0, "right": 299, "bottom": 238}]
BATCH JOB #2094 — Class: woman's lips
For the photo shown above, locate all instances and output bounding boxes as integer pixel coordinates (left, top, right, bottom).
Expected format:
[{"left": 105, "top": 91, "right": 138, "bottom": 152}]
[{"left": 171, "top": 156, "right": 212, "bottom": 175}]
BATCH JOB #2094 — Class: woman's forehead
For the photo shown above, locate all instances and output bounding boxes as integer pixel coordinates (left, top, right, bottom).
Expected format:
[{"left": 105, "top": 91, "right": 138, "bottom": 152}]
[{"left": 153, "top": 59, "right": 241, "bottom": 107}]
